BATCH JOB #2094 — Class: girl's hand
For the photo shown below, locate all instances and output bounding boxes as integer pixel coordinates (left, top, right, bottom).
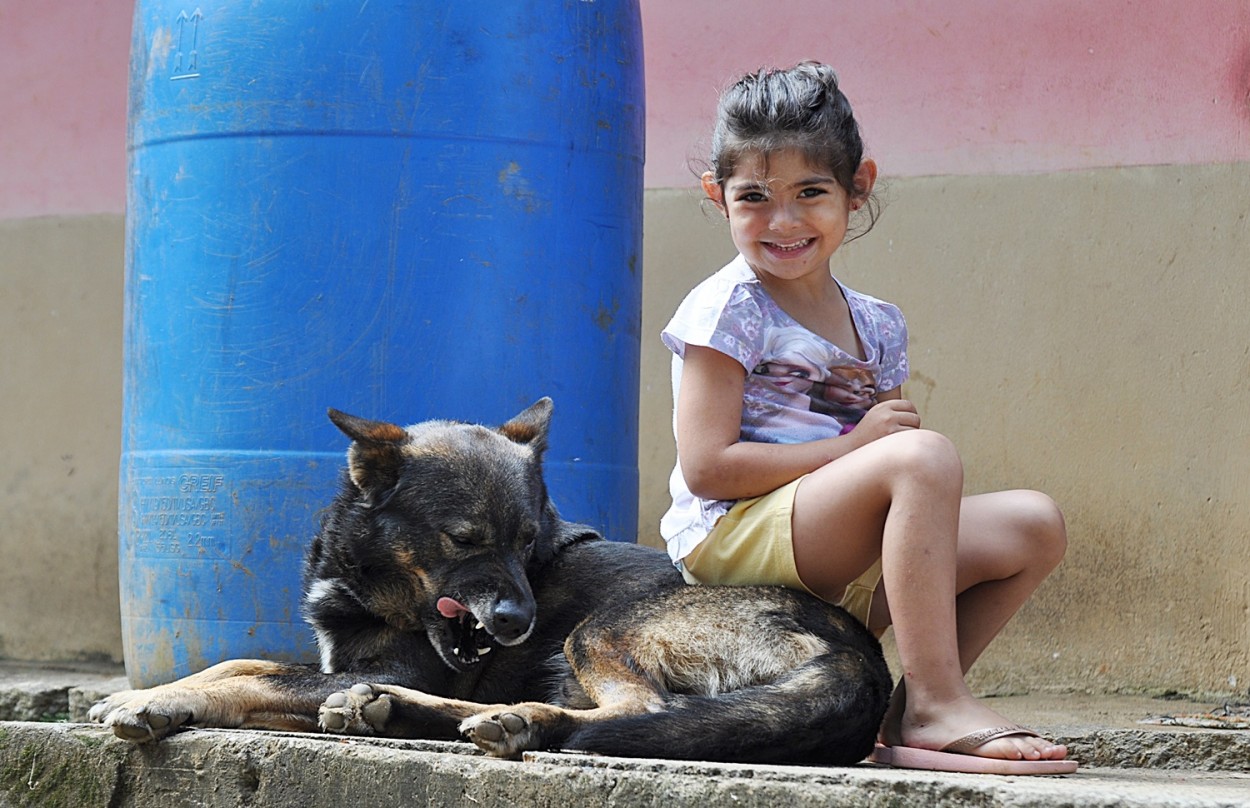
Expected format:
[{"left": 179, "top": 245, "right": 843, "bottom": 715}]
[{"left": 850, "top": 398, "right": 921, "bottom": 447}]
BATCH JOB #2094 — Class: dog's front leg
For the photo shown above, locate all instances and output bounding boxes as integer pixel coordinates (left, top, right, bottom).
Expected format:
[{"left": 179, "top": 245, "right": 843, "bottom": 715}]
[
  {"left": 89, "top": 660, "right": 326, "bottom": 742},
  {"left": 458, "top": 702, "right": 584, "bottom": 757},
  {"left": 318, "top": 682, "right": 500, "bottom": 741}
]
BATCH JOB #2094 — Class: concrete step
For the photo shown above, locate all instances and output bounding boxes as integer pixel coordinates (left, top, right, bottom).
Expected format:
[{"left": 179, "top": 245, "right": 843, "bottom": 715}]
[
  {"left": 0, "top": 662, "right": 127, "bottom": 725},
  {"left": 2, "top": 722, "right": 1248, "bottom": 808},
  {"left": 1, "top": 664, "right": 1247, "bottom": 807}
]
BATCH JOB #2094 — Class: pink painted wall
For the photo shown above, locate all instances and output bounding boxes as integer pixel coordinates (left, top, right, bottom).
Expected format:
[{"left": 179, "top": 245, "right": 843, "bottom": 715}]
[
  {"left": 641, "top": 0, "right": 1250, "bottom": 186},
  {"left": 0, "top": 2, "right": 131, "bottom": 219},
  {"left": 1, "top": 1, "right": 1247, "bottom": 218}
]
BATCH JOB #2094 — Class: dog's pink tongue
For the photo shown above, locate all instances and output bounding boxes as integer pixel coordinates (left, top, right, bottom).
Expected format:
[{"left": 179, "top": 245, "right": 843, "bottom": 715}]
[{"left": 436, "top": 597, "right": 470, "bottom": 619}]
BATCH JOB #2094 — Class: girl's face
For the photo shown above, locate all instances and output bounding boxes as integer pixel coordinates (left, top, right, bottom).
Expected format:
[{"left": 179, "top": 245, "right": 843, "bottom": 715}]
[{"left": 703, "top": 149, "right": 875, "bottom": 286}]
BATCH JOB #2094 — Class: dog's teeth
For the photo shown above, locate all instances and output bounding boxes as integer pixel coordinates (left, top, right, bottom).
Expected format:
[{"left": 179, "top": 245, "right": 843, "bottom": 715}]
[
  {"left": 474, "top": 621, "right": 485, "bottom": 631},
  {"left": 452, "top": 647, "right": 460, "bottom": 656},
  {"left": 477, "top": 646, "right": 492, "bottom": 655}
]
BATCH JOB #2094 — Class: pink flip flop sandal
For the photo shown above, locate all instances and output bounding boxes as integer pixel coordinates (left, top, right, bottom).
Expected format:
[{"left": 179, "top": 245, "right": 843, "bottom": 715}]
[{"left": 868, "top": 726, "right": 1079, "bottom": 775}]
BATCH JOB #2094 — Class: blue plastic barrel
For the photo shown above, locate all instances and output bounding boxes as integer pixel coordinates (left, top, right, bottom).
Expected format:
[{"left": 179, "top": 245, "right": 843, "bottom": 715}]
[{"left": 121, "top": 1, "right": 644, "bottom": 686}]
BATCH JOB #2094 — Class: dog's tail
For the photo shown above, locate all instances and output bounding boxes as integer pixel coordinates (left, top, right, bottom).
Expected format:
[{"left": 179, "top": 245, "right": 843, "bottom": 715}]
[{"left": 561, "top": 648, "right": 890, "bottom": 765}]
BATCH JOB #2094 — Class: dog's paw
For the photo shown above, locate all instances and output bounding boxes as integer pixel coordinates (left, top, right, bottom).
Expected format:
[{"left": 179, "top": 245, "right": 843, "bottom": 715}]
[
  {"left": 319, "top": 683, "right": 394, "bottom": 735},
  {"left": 88, "top": 691, "right": 192, "bottom": 743},
  {"left": 460, "top": 708, "right": 543, "bottom": 758}
]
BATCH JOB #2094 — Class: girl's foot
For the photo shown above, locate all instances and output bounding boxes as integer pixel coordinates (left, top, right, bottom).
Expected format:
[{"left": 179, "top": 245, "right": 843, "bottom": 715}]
[{"left": 879, "top": 683, "right": 1069, "bottom": 761}]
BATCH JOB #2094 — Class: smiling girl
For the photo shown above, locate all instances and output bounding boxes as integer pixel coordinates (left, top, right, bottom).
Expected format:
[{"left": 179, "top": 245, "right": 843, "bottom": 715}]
[{"left": 659, "top": 62, "right": 1075, "bottom": 775}]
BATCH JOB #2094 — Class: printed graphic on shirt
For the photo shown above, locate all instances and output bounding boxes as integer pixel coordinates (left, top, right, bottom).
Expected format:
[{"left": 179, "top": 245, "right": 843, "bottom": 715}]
[{"left": 751, "top": 325, "right": 879, "bottom": 436}]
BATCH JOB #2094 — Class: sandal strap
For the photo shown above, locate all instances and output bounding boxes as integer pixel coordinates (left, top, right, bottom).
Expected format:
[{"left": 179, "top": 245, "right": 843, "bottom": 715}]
[{"left": 943, "top": 726, "right": 1039, "bottom": 755}]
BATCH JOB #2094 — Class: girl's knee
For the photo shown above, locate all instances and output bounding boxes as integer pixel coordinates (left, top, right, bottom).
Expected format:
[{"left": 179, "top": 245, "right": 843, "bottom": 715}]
[
  {"left": 1014, "top": 490, "right": 1067, "bottom": 566},
  {"left": 880, "top": 429, "right": 963, "bottom": 486}
]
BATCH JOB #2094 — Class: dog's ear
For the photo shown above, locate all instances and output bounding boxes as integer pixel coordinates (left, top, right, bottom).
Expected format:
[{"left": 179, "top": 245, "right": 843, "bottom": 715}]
[
  {"left": 327, "top": 408, "right": 411, "bottom": 505},
  {"left": 531, "top": 515, "right": 599, "bottom": 569},
  {"left": 498, "top": 397, "right": 553, "bottom": 454}
]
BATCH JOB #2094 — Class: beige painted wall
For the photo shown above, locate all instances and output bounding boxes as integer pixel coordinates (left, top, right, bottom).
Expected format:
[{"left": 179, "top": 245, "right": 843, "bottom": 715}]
[
  {"left": 0, "top": 216, "right": 124, "bottom": 662},
  {"left": 2, "top": 0, "right": 1246, "bottom": 701},
  {"left": 641, "top": 162, "right": 1250, "bottom": 696},
  {"left": 3, "top": 161, "right": 1248, "bottom": 697}
]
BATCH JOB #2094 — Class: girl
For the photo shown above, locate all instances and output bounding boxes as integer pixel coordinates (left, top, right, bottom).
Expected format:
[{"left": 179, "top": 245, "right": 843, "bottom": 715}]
[{"left": 660, "top": 62, "right": 1074, "bottom": 775}]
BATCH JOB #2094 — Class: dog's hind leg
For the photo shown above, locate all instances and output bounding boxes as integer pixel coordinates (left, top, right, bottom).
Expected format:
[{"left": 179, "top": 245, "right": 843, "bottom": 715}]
[
  {"left": 463, "top": 588, "right": 892, "bottom": 763},
  {"left": 89, "top": 660, "right": 328, "bottom": 741},
  {"left": 555, "top": 595, "right": 892, "bottom": 765},
  {"left": 459, "top": 624, "right": 671, "bottom": 757}
]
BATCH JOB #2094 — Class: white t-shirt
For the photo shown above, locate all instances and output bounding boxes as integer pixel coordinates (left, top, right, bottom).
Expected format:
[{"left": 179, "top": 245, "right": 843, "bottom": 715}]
[{"left": 660, "top": 254, "right": 909, "bottom": 565}]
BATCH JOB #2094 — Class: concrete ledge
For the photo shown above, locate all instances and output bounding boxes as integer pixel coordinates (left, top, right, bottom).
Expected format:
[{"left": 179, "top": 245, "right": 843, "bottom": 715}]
[
  {"left": 0, "top": 663, "right": 127, "bottom": 724},
  {"left": 2, "top": 664, "right": 1248, "bottom": 806},
  {"left": 2, "top": 722, "right": 1248, "bottom": 808}
]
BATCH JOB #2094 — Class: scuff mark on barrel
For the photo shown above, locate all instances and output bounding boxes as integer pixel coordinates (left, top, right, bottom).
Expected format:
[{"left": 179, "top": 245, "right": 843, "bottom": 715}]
[
  {"left": 147, "top": 27, "right": 174, "bottom": 82},
  {"left": 593, "top": 298, "right": 619, "bottom": 331},
  {"left": 498, "top": 162, "right": 549, "bottom": 214}
]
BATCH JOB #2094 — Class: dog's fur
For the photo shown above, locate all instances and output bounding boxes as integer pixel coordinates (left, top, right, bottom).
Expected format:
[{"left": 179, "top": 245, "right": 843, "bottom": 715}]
[{"left": 91, "top": 399, "right": 891, "bottom": 764}]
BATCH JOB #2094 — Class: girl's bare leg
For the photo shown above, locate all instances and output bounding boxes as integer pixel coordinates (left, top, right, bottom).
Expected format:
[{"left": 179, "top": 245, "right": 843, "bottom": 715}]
[
  {"left": 789, "top": 430, "right": 1069, "bottom": 761},
  {"left": 872, "top": 489, "right": 1068, "bottom": 759}
]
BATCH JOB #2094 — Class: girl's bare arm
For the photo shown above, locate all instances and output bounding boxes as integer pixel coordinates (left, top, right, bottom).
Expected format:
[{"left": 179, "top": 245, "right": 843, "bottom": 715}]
[{"left": 675, "top": 345, "right": 919, "bottom": 502}]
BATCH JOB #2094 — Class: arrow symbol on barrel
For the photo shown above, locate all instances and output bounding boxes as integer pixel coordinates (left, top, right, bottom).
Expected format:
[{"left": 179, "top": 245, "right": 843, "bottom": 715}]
[
  {"left": 174, "top": 10, "right": 187, "bottom": 72},
  {"left": 188, "top": 9, "right": 202, "bottom": 71},
  {"left": 172, "top": 8, "right": 203, "bottom": 80}
]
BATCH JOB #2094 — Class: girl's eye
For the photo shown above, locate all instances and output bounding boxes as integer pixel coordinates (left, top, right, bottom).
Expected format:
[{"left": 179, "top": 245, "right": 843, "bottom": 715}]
[
  {"left": 799, "top": 187, "right": 827, "bottom": 198},
  {"left": 737, "top": 191, "right": 768, "bottom": 203}
]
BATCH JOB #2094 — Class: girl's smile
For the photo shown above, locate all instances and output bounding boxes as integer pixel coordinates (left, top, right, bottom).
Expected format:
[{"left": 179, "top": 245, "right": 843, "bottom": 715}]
[{"left": 764, "top": 237, "right": 815, "bottom": 257}]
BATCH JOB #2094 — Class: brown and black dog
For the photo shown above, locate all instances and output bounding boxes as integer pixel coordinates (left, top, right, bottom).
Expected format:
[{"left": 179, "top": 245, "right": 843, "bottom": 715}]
[{"left": 90, "top": 399, "right": 891, "bottom": 764}]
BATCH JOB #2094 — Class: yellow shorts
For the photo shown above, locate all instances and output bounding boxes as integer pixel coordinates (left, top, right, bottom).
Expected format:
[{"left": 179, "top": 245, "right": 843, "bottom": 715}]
[{"left": 680, "top": 476, "right": 884, "bottom": 633}]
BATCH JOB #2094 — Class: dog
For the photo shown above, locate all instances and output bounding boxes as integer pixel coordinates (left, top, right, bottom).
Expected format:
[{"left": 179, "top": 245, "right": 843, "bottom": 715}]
[{"left": 90, "top": 399, "right": 891, "bottom": 765}]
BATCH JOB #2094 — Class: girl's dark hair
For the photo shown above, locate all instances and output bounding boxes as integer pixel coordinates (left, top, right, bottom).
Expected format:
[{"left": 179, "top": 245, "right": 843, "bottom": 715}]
[{"left": 708, "top": 61, "right": 879, "bottom": 236}]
